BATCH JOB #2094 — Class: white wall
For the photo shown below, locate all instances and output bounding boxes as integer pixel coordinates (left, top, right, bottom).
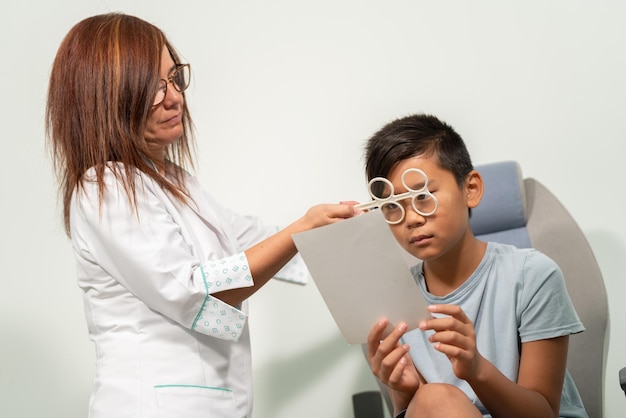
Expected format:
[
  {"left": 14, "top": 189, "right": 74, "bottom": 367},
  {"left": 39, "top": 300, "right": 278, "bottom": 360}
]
[{"left": 1, "top": 1, "right": 624, "bottom": 417}]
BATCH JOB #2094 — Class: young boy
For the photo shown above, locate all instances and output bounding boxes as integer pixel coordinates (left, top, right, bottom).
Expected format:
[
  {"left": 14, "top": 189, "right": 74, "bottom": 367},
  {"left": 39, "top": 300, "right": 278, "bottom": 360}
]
[{"left": 363, "top": 114, "right": 587, "bottom": 418}]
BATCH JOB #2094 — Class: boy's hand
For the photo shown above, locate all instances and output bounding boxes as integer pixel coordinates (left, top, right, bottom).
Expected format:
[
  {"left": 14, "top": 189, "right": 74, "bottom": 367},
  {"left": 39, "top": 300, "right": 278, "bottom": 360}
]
[
  {"left": 419, "top": 304, "right": 485, "bottom": 381},
  {"left": 367, "top": 318, "right": 421, "bottom": 410}
]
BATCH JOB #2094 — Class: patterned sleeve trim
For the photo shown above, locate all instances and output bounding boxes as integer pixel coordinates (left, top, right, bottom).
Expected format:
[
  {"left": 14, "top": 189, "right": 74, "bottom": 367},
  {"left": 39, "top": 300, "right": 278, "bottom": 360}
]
[
  {"left": 191, "top": 252, "right": 254, "bottom": 341},
  {"left": 273, "top": 253, "right": 310, "bottom": 285}
]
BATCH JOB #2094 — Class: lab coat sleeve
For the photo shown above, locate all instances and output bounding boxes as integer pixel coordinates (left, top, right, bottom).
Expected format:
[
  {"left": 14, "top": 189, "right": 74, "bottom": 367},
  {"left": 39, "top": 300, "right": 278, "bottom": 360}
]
[
  {"left": 221, "top": 207, "right": 310, "bottom": 285},
  {"left": 189, "top": 252, "right": 252, "bottom": 340},
  {"left": 71, "top": 167, "right": 252, "bottom": 342}
]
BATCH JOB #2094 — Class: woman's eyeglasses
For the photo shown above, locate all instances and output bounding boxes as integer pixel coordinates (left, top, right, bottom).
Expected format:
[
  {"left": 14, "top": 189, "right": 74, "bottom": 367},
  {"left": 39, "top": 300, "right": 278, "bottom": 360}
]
[{"left": 152, "top": 63, "right": 191, "bottom": 107}]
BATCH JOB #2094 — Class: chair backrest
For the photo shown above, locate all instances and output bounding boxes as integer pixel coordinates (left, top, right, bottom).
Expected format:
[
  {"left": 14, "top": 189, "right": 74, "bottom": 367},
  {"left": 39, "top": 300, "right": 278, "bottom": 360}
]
[{"left": 471, "top": 161, "right": 609, "bottom": 418}]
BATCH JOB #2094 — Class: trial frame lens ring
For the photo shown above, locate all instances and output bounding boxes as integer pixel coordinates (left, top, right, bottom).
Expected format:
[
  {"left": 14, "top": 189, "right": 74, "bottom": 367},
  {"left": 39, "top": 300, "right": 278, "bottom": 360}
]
[
  {"left": 367, "top": 176, "right": 394, "bottom": 201},
  {"left": 411, "top": 193, "right": 438, "bottom": 216},
  {"left": 401, "top": 168, "right": 429, "bottom": 192},
  {"left": 380, "top": 201, "right": 405, "bottom": 224}
]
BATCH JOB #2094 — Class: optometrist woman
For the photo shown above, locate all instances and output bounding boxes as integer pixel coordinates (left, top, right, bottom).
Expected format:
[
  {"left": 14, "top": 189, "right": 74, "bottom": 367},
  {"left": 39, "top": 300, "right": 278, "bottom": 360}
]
[{"left": 46, "top": 13, "right": 356, "bottom": 418}]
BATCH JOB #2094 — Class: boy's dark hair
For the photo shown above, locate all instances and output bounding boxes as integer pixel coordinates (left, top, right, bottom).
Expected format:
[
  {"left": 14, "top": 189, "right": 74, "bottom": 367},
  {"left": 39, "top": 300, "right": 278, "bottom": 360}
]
[{"left": 364, "top": 114, "right": 474, "bottom": 188}]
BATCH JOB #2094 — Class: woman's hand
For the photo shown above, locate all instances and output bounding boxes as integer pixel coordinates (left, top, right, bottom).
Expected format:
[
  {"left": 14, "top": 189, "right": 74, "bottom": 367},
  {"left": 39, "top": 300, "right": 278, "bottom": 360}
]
[
  {"left": 367, "top": 319, "right": 421, "bottom": 412},
  {"left": 419, "top": 304, "right": 485, "bottom": 381},
  {"left": 292, "top": 202, "right": 360, "bottom": 232}
]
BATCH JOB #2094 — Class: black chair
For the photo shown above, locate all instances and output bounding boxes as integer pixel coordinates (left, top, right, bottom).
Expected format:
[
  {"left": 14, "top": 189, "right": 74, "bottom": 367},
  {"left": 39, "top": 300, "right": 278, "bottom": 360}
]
[{"left": 352, "top": 391, "right": 385, "bottom": 418}]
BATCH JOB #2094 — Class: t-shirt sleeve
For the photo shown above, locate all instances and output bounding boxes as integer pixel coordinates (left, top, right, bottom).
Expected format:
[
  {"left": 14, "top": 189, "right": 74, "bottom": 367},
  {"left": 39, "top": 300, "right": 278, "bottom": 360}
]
[{"left": 518, "top": 250, "right": 585, "bottom": 343}]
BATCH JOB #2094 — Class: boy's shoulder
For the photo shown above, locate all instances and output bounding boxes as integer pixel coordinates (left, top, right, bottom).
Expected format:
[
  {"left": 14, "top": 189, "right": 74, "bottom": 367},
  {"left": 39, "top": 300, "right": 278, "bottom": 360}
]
[
  {"left": 489, "top": 241, "right": 532, "bottom": 256},
  {"left": 487, "top": 241, "right": 560, "bottom": 275}
]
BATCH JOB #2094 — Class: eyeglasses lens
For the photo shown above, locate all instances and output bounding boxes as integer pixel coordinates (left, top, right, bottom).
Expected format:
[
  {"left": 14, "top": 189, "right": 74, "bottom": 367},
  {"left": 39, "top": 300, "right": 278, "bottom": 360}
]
[
  {"left": 172, "top": 65, "right": 190, "bottom": 91},
  {"left": 152, "top": 65, "right": 190, "bottom": 106},
  {"left": 153, "top": 81, "right": 167, "bottom": 106}
]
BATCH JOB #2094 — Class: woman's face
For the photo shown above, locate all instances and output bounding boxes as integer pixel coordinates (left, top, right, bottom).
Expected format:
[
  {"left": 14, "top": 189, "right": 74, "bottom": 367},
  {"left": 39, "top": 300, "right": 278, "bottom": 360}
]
[{"left": 144, "top": 46, "right": 185, "bottom": 161}]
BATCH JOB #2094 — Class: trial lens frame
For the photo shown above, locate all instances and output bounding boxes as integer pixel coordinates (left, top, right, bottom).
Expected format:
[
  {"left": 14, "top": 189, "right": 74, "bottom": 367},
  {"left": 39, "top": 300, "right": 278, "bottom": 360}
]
[{"left": 355, "top": 168, "right": 438, "bottom": 224}]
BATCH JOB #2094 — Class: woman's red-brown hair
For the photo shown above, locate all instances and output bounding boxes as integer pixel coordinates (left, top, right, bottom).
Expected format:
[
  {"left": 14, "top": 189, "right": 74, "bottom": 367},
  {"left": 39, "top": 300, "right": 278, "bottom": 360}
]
[{"left": 46, "top": 13, "right": 195, "bottom": 236}]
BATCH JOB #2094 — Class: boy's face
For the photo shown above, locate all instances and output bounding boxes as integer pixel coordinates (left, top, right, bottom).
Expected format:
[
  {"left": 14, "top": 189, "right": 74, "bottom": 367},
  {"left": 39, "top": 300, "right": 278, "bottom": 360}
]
[{"left": 387, "top": 155, "right": 479, "bottom": 262}]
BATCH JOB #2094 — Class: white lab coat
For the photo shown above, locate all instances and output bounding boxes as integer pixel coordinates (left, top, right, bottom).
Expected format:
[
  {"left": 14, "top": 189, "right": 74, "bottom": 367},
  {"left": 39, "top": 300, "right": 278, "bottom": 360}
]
[{"left": 70, "top": 163, "right": 307, "bottom": 418}]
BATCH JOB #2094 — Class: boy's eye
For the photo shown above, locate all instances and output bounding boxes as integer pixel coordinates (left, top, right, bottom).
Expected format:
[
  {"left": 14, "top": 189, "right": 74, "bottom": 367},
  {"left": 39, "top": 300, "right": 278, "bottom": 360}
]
[
  {"left": 382, "top": 202, "right": 402, "bottom": 214},
  {"left": 381, "top": 202, "right": 403, "bottom": 223}
]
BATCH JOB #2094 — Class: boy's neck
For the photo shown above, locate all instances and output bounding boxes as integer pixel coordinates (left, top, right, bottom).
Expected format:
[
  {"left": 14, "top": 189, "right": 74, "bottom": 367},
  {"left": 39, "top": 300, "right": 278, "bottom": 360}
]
[{"left": 422, "top": 237, "right": 487, "bottom": 297}]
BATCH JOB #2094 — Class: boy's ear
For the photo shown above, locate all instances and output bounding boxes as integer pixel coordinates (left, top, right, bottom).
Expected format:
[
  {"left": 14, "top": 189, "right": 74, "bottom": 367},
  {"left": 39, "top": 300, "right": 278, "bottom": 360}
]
[{"left": 465, "top": 170, "right": 484, "bottom": 209}]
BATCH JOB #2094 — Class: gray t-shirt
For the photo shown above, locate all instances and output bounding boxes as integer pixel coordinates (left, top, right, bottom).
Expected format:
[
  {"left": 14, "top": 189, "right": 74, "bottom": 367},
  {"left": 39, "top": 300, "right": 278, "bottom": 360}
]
[{"left": 401, "top": 242, "right": 587, "bottom": 418}]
